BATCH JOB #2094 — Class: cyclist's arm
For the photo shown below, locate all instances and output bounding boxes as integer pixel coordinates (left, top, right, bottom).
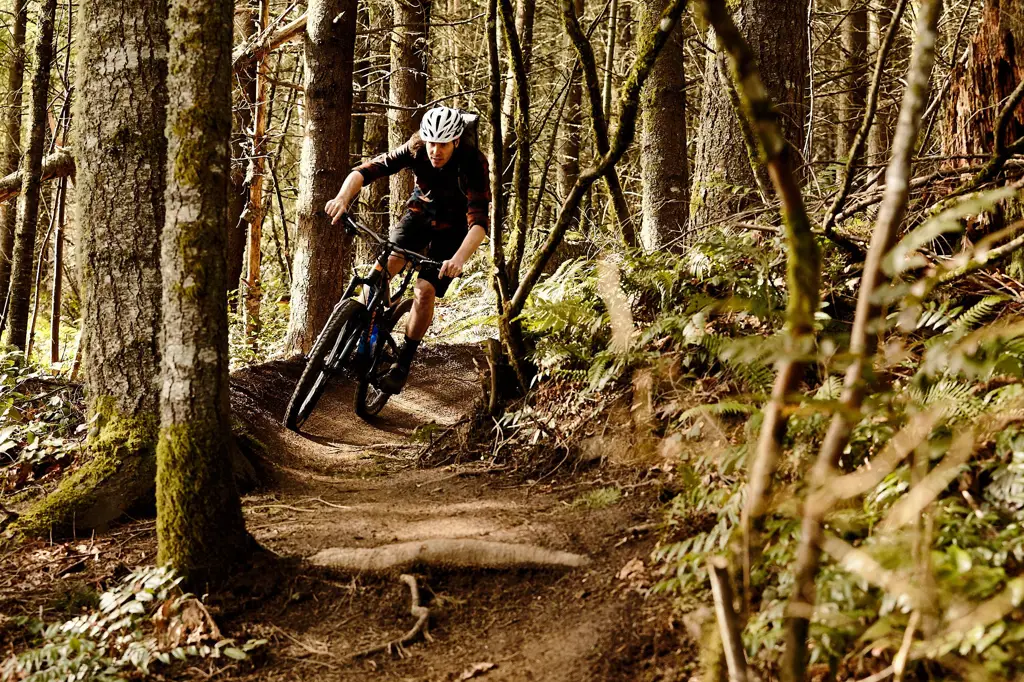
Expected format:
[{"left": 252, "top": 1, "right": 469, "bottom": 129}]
[
  {"left": 326, "top": 140, "right": 416, "bottom": 224},
  {"left": 326, "top": 171, "right": 363, "bottom": 224}
]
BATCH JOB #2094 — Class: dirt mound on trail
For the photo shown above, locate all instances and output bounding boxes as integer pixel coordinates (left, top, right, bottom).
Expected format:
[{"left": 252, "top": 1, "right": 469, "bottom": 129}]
[{"left": 229, "top": 343, "right": 484, "bottom": 475}]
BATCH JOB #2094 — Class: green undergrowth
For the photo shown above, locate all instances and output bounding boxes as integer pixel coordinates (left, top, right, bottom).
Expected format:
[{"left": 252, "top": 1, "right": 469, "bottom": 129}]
[
  {"left": 1, "top": 565, "right": 266, "bottom": 681},
  {"left": 510, "top": 216, "right": 1024, "bottom": 678},
  {"left": 0, "top": 350, "right": 85, "bottom": 508}
]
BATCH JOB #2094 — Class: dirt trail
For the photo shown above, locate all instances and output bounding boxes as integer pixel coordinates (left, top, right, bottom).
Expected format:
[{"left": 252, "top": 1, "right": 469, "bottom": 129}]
[{"left": 222, "top": 344, "right": 688, "bottom": 681}]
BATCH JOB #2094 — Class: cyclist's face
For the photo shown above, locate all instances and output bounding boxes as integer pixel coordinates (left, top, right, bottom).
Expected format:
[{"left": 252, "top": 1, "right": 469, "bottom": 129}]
[{"left": 426, "top": 139, "right": 458, "bottom": 168}]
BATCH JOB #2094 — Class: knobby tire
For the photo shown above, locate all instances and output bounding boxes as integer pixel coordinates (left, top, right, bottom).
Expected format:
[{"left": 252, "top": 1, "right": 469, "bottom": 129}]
[
  {"left": 284, "top": 299, "right": 367, "bottom": 431},
  {"left": 355, "top": 298, "right": 414, "bottom": 420}
]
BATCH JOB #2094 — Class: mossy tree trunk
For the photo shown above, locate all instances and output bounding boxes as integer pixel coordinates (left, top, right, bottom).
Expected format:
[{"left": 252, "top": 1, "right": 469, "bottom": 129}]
[
  {"left": 6, "top": 0, "right": 57, "bottom": 350},
  {"left": 14, "top": 0, "right": 167, "bottom": 537},
  {"left": 285, "top": 0, "right": 358, "bottom": 354},
  {"left": 0, "top": 0, "right": 27, "bottom": 317},
  {"left": 688, "top": 0, "right": 808, "bottom": 237},
  {"left": 639, "top": 0, "right": 688, "bottom": 251},
  {"left": 387, "top": 0, "right": 431, "bottom": 227},
  {"left": 158, "top": 0, "right": 248, "bottom": 581}
]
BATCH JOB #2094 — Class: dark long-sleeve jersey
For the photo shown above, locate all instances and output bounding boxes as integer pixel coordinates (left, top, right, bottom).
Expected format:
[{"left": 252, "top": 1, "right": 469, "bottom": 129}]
[{"left": 353, "top": 133, "right": 490, "bottom": 232}]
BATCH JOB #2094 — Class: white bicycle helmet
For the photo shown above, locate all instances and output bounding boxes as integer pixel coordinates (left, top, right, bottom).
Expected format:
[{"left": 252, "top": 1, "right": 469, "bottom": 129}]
[{"left": 420, "top": 106, "right": 465, "bottom": 143}]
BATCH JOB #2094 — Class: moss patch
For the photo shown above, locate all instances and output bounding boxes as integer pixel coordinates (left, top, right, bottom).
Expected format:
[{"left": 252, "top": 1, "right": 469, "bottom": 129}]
[{"left": 12, "top": 402, "right": 158, "bottom": 539}]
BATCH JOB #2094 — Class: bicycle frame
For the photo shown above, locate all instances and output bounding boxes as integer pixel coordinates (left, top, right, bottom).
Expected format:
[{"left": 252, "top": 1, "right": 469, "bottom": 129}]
[{"left": 314, "top": 215, "right": 441, "bottom": 375}]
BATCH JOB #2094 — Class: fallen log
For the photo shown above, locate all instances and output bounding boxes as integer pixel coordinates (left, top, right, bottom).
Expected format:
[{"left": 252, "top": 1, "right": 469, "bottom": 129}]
[
  {"left": 309, "top": 538, "right": 590, "bottom": 574},
  {"left": 0, "top": 146, "right": 74, "bottom": 203}
]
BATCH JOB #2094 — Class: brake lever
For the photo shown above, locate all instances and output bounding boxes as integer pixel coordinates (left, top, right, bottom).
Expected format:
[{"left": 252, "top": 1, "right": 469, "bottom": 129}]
[{"left": 342, "top": 215, "right": 357, "bottom": 237}]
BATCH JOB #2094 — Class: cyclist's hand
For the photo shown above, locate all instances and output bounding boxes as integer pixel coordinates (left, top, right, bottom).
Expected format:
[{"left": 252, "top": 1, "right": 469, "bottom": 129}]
[
  {"left": 439, "top": 255, "right": 465, "bottom": 278},
  {"left": 325, "top": 196, "right": 348, "bottom": 224}
]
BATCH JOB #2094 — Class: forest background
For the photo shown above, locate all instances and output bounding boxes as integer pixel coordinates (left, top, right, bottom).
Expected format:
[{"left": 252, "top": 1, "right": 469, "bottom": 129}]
[{"left": 1, "top": 0, "right": 1024, "bottom": 679}]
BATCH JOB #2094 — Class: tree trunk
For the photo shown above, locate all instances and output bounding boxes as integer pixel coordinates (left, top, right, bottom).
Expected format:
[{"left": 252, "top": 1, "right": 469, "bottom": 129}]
[
  {"left": 6, "top": 0, "right": 57, "bottom": 350},
  {"left": 945, "top": 0, "right": 1024, "bottom": 161},
  {"left": 285, "top": 0, "right": 358, "bottom": 354},
  {"left": 838, "top": 0, "right": 868, "bottom": 156},
  {"left": 50, "top": 177, "right": 65, "bottom": 365},
  {"left": 243, "top": 0, "right": 270, "bottom": 347},
  {"left": 867, "top": 4, "right": 894, "bottom": 163},
  {"left": 363, "top": 0, "right": 391, "bottom": 249},
  {"left": 14, "top": 0, "right": 167, "bottom": 537},
  {"left": 228, "top": 3, "right": 259, "bottom": 299},
  {"left": 0, "top": 0, "right": 26, "bottom": 315},
  {"left": 944, "top": 0, "right": 1024, "bottom": 239},
  {"left": 557, "top": 0, "right": 585, "bottom": 222},
  {"left": 639, "top": 0, "right": 688, "bottom": 251},
  {"left": 689, "top": 0, "right": 808, "bottom": 236},
  {"left": 158, "top": 0, "right": 248, "bottom": 583},
  {"left": 388, "top": 0, "right": 431, "bottom": 227}
]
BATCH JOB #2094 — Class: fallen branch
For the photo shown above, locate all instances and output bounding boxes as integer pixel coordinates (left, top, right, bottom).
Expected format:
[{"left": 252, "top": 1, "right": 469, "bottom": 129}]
[
  {"left": 232, "top": 11, "right": 307, "bottom": 71},
  {"left": 0, "top": 147, "right": 74, "bottom": 203},
  {"left": 309, "top": 539, "right": 589, "bottom": 574},
  {"left": 351, "top": 574, "right": 430, "bottom": 659},
  {"left": 708, "top": 557, "right": 748, "bottom": 682}
]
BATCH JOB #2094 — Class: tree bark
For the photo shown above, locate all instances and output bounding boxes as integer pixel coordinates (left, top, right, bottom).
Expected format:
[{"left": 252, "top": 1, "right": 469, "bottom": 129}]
[
  {"left": 6, "top": 0, "right": 58, "bottom": 350},
  {"left": 0, "top": 0, "right": 26, "bottom": 314},
  {"left": 557, "top": 0, "right": 585, "bottom": 213},
  {"left": 14, "top": 0, "right": 167, "bottom": 537},
  {"left": 689, "top": 0, "right": 808, "bottom": 236},
  {"left": 285, "top": 0, "right": 358, "bottom": 354},
  {"left": 639, "top": 0, "right": 688, "bottom": 251},
  {"left": 838, "top": 0, "right": 868, "bottom": 156},
  {"left": 387, "top": 0, "right": 431, "bottom": 227},
  {"left": 945, "top": 0, "right": 1024, "bottom": 161},
  {"left": 158, "top": 0, "right": 248, "bottom": 583},
  {"left": 363, "top": 0, "right": 391, "bottom": 247}
]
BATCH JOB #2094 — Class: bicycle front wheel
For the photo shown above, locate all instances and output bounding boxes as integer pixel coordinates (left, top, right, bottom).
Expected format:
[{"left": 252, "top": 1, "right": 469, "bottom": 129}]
[
  {"left": 354, "top": 298, "right": 414, "bottom": 419},
  {"left": 284, "top": 299, "right": 367, "bottom": 431}
]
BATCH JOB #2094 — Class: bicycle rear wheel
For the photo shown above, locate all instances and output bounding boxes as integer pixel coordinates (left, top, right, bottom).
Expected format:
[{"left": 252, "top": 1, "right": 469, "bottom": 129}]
[
  {"left": 354, "top": 298, "right": 414, "bottom": 419},
  {"left": 284, "top": 299, "right": 367, "bottom": 431}
]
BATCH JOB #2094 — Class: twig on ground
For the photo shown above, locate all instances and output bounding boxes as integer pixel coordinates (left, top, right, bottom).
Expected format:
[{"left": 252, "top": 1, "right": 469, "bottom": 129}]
[{"left": 351, "top": 574, "right": 430, "bottom": 659}]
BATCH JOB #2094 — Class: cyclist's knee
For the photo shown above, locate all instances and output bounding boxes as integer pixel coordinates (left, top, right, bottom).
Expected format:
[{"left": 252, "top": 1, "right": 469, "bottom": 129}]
[{"left": 413, "top": 279, "right": 436, "bottom": 306}]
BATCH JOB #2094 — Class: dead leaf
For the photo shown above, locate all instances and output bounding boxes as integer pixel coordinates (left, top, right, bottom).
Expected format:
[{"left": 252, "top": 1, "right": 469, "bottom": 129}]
[
  {"left": 459, "top": 662, "right": 497, "bottom": 679},
  {"left": 618, "top": 557, "right": 645, "bottom": 581}
]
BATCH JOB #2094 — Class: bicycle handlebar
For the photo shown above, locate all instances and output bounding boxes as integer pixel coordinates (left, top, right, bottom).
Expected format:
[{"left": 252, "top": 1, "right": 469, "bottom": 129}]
[{"left": 340, "top": 214, "right": 445, "bottom": 270}]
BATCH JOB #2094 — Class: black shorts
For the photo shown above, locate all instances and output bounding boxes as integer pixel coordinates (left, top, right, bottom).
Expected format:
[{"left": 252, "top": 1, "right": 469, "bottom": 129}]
[{"left": 389, "top": 198, "right": 467, "bottom": 298}]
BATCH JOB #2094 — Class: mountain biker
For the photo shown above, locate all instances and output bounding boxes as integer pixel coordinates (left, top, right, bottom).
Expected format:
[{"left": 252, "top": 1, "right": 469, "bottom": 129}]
[{"left": 324, "top": 106, "right": 490, "bottom": 394}]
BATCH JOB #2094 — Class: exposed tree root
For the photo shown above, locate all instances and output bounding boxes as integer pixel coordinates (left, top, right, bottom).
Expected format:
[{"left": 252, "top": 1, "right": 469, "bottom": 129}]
[
  {"left": 309, "top": 538, "right": 590, "bottom": 574},
  {"left": 351, "top": 574, "right": 430, "bottom": 659}
]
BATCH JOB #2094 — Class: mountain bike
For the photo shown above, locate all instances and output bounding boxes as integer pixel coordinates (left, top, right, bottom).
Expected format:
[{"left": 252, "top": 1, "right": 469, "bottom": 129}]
[{"left": 283, "top": 214, "right": 442, "bottom": 431}]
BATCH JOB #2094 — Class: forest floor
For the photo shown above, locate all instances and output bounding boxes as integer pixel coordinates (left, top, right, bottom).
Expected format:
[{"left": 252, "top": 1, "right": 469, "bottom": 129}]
[{"left": 1, "top": 343, "right": 697, "bottom": 681}]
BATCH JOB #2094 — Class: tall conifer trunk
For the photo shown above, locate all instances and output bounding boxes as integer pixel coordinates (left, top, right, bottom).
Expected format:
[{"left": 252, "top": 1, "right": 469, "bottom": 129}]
[
  {"left": 388, "top": 0, "right": 431, "bottom": 226},
  {"left": 639, "top": 0, "right": 688, "bottom": 251},
  {"left": 285, "top": 0, "right": 358, "bottom": 354},
  {"left": 0, "top": 0, "right": 27, "bottom": 314},
  {"left": 838, "top": 0, "right": 868, "bottom": 156},
  {"left": 158, "top": 0, "right": 248, "bottom": 580},
  {"left": 14, "top": 0, "right": 168, "bottom": 536},
  {"left": 689, "top": 0, "right": 808, "bottom": 236},
  {"left": 557, "top": 0, "right": 584, "bottom": 227},
  {"left": 6, "top": 0, "right": 58, "bottom": 349}
]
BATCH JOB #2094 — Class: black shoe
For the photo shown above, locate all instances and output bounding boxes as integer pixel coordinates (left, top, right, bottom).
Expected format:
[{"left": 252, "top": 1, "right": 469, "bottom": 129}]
[{"left": 378, "top": 363, "right": 410, "bottom": 394}]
